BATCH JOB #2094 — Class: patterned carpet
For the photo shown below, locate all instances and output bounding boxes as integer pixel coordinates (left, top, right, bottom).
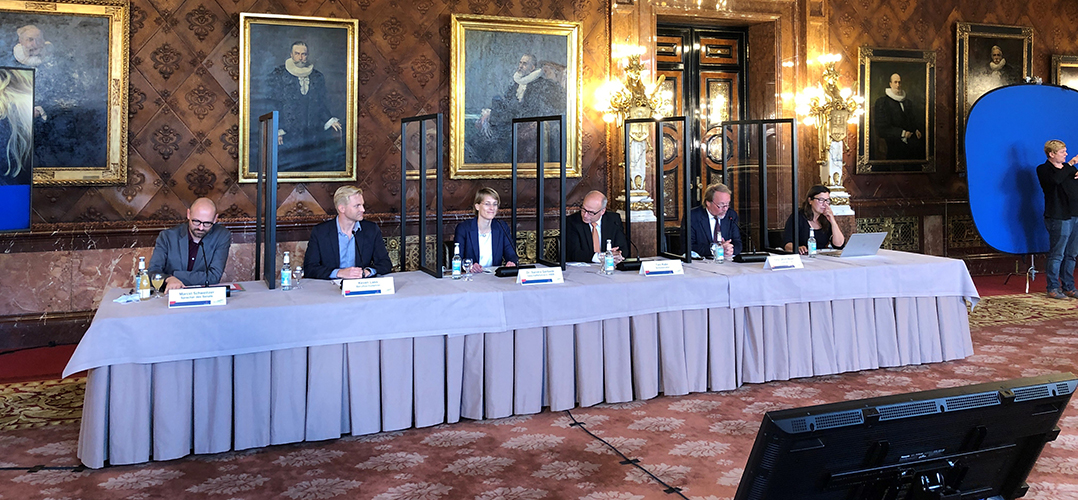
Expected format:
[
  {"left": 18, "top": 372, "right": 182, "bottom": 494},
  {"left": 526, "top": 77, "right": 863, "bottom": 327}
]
[
  {"left": 1, "top": 294, "right": 1077, "bottom": 499},
  {"left": 0, "top": 377, "right": 84, "bottom": 431}
]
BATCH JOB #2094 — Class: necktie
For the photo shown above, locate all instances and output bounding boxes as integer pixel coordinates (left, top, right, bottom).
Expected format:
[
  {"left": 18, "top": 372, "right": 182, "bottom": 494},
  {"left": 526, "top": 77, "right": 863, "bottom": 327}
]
[
  {"left": 591, "top": 221, "right": 600, "bottom": 253},
  {"left": 713, "top": 216, "right": 722, "bottom": 243}
]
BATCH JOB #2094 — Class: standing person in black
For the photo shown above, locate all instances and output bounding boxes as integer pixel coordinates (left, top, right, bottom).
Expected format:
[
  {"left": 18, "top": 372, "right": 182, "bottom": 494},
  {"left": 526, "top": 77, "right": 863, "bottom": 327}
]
[{"left": 1036, "top": 139, "right": 1078, "bottom": 299}]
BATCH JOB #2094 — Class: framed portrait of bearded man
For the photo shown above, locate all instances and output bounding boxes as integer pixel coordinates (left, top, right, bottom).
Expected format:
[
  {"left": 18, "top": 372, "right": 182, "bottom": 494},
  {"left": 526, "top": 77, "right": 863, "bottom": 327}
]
[
  {"left": 0, "top": 0, "right": 129, "bottom": 186},
  {"left": 955, "top": 22, "right": 1032, "bottom": 174},
  {"left": 450, "top": 14, "right": 582, "bottom": 179},
  {"left": 239, "top": 13, "right": 358, "bottom": 183}
]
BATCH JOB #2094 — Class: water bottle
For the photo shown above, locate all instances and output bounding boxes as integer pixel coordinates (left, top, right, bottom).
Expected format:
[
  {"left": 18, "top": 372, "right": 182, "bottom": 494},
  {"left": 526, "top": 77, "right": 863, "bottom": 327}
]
[
  {"left": 137, "top": 256, "right": 151, "bottom": 300},
  {"left": 452, "top": 243, "right": 462, "bottom": 279},
  {"left": 807, "top": 229, "right": 817, "bottom": 258},
  {"left": 713, "top": 229, "right": 725, "bottom": 264},
  {"left": 281, "top": 251, "right": 293, "bottom": 290},
  {"left": 602, "top": 239, "right": 615, "bottom": 275}
]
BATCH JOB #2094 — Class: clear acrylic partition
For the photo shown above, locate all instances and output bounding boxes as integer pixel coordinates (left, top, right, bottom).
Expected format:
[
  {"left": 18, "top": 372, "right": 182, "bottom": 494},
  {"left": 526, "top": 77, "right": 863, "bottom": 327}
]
[
  {"left": 721, "top": 119, "right": 798, "bottom": 253},
  {"left": 400, "top": 114, "right": 443, "bottom": 277},
  {"left": 511, "top": 115, "right": 566, "bottom": 268}
]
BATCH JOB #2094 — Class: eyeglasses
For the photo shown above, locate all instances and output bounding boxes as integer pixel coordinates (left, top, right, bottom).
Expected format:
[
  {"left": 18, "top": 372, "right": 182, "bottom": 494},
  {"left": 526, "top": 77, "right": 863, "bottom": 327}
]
[
  {"left": 189, "top": 218, "right": 215, "bottom": 228},
  {"left": 812, "top": 197, "right": 832, "bottom": 205},
  {"left": 582, "top": 207, "right": 603, "bottom": 217},
  {"left": 713, "top": 203, "right": 731, "bottom": 209}
]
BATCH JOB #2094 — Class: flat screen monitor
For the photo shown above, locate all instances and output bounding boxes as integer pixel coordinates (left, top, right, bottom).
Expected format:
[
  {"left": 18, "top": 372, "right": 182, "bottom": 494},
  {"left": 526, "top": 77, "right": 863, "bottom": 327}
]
[{"left": 734, "top": 373, "right": 1077, "bottom": 500}]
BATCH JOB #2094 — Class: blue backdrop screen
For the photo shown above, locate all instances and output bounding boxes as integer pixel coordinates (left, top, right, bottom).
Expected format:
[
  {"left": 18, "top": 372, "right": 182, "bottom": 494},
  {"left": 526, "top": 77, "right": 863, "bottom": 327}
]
[
  {"left": 965, "top": 84, "right": 1078, "bottom": 255},
  {"left": 0, "top": 184, "right": 30, "bottom": 231}
]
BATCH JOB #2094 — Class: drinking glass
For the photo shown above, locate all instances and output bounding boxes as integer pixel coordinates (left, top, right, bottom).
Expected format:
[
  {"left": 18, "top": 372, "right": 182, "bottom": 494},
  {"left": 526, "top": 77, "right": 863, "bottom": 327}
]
[
  {"left": 292, "top": 266, "right": 303, "bottom": 289},
  {"left": 150, "top": 272, "right": 165, "bottom": 297},
  {"left": 462, "top": 258, "right": 473, "bottom": 281}
]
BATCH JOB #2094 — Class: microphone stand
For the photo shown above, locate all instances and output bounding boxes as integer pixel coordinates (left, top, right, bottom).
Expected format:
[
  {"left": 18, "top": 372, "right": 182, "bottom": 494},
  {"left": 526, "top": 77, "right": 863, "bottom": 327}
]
[
  {"left": 731, "top": 217, "right": 770, "bottom": 263},
  {"left": 615, "top": 226, "right": 642, "bottom": 271},
  {"left": 199, "top": 239, "right": 210, "bottom": 287}
]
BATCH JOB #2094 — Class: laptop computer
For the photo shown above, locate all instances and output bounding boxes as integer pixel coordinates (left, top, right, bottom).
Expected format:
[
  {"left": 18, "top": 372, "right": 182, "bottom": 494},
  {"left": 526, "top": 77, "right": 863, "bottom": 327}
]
[{"left": 818, "top": 231, "right": 888, "bottom": 257}]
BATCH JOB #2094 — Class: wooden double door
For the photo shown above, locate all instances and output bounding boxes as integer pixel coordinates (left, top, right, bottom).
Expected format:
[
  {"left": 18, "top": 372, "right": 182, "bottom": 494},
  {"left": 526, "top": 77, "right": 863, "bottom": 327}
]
[{"left": 655, "top": 25, "right": 747, "bottom": 225}]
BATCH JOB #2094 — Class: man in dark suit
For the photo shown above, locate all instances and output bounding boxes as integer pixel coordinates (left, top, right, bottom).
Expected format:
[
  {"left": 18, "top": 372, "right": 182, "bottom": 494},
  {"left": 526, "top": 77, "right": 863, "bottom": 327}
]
[
  {"left": 689, "top": 183, "right": 742, "bottom": 259},
  {"left": 304, "top": 186, "right": 392, "bottom": 279},
  {"left": 148, "top": 197, "right": 232, "bottom": 291},
  {"left": 565, "top": 190, "right": 629, "bottom": 263}
]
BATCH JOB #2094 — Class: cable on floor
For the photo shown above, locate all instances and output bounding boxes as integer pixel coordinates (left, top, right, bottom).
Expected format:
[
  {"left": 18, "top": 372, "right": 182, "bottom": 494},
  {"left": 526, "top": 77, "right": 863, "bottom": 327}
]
[{"left": 565, "top": 409, "right": 690, "bottom": 499}]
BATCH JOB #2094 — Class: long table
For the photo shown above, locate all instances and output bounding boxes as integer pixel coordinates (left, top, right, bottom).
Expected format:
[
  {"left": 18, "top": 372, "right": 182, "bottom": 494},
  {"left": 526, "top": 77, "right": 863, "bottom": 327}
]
[{"left": 65, "top": 250, "right": 979, "bottom": 468}]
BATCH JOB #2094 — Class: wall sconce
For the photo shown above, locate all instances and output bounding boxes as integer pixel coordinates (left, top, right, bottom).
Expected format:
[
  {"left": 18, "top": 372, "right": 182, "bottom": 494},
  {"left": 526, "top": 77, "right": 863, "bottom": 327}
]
[
  {"left": 596, "top": 48, "right": 667, "bottom": 127},
  {"left": 595, "top": 47, "right": 668, "bottom": 222},
  {"left": 795, "top": 53, "right": 863, "bottom": 214}
]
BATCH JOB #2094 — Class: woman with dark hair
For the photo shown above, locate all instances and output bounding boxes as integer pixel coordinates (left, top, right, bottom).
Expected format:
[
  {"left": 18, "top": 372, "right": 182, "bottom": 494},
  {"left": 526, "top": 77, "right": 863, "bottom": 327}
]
[
  {"left": 782, "top": 185, "right": 846, "bottom": 254},
  {"left": 454, "top": 187, "right": 519, "bottom": 273}
]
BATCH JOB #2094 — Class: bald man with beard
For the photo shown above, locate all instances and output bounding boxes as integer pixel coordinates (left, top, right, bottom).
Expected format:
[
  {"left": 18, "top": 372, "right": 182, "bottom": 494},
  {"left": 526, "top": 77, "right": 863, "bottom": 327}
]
[{"left": 148, "top": 198, "right": 233, "bottom": 291}]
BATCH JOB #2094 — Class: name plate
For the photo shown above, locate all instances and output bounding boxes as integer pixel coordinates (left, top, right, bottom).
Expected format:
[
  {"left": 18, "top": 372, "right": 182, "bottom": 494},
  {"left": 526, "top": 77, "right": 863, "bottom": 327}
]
[
  {"left": 764, "top": 254, "right": 804, "bottom": 271},
  {"left": 639, "top": 260, "right": 684, "bottom": 276},
  {"left": 517, "top": 267, "right": 564, "bottom": 285},
  {"left": 168, "top": 286, "right": 227, "bottom": 308},
  {"left": 342, "top": 277, "right": 395, "bottom": 297}
]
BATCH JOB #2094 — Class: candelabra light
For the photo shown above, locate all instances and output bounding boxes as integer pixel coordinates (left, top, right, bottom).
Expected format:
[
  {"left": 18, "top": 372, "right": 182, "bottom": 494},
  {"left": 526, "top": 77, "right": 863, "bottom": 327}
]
[
  {"left": 795, "top": 53, "right": 863, "bottom": 214},
  {"left": 596, "top": 48, "right": 666, "bottom": 127}
]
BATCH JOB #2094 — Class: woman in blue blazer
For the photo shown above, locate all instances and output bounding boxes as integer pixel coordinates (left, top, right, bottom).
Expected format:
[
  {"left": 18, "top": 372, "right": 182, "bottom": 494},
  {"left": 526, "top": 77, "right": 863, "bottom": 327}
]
[{"left": 454, "top": 187, "right": 518, "bottom": 273}]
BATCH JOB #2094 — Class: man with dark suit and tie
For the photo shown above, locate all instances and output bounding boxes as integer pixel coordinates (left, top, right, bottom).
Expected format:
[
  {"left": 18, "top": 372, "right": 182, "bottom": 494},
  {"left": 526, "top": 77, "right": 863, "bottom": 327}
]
[
  {"left": 689, "top": 183, "right": 742, "bottom": 259},
  {"left": 149, "top": 197, "right": 232, "bottom": 291},
  {"left": 564, "top": 190, "right": 629, "bottom": 263},
  {"left": 304, "top": 185, "right": 392, "bottom": 279}
]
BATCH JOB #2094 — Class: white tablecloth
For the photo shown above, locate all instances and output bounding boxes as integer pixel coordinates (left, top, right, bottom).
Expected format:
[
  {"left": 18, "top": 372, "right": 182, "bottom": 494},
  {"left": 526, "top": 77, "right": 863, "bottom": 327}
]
[{"left": 68, "top": 250, "right": 978, "bottom": 468}]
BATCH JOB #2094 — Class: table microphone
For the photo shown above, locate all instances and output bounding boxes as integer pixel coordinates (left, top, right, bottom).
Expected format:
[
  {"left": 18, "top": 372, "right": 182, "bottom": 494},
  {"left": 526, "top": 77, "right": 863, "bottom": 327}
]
[
  {"left": 731, "top": 217, "right": 770, "bottom": 263},
  {"left": 616, "top": 235, "right": 642, "bottom": 271}
]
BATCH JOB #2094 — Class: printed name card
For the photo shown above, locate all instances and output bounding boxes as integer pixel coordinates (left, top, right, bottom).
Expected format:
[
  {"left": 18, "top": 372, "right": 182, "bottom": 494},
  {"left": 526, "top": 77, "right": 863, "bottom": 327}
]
[
  {"left": 639, "top": 260, "right": 685, "bottom": 276},
  {"left": 168, "top": 287, "right": 227, "bottom": 308},
  {"left": 342, "top": 277, "right": 396, "bottom": 297},
  {"left": 517, "top": 267, "right": 564, "bottom": 285},
  {"left": 764, "top": 254, "right": 804, "bottom": 271}
]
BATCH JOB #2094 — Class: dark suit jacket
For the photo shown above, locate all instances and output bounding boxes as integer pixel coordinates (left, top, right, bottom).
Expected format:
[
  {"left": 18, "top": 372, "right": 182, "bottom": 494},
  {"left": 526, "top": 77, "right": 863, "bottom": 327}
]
[
  {"left": 564, "top": 211, "right": 629, "bottom": 262},
  {"left": 453, "top": 218, "right": 518, "bottom": 267},
  {"left": 689, "top": 205, "right": 743, "bottom": 258},
  {"left": 148, "top": 223, "right": 232, "bottom": 286},
  {"left": 304, "top": 218, "right": 392, "bottom": 279}
]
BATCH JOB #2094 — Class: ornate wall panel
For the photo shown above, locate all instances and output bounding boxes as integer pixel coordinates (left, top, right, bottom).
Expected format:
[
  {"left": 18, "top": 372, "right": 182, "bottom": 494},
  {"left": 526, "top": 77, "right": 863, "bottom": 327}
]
[
  {"left": 25, "top": 0, "right": 609, "bottom": 227},
  {"left": 833, "top": 0, "right": 1078, "bottom": 267},
  {"left": 833, "top": 0, "right": 1078, "bottom": 201}
]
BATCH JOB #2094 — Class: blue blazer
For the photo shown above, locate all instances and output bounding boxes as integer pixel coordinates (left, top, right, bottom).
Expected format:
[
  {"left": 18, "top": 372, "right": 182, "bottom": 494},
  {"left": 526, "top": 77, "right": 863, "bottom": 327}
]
[
  {"left": 689, "top": 205, "right": 743, "bottom": 258},
  {"left": 303, "top": 218, "right": 393, "bottom": 279},
  {"left": 454, "top": 218, "right": 519, "bottom": 267}
]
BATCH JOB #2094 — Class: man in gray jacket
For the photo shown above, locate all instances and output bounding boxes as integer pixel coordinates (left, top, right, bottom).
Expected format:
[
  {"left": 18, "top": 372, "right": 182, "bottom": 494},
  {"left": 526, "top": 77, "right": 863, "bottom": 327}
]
[{"left": 148, "top": 197, "right": 232, "bottom": 291}]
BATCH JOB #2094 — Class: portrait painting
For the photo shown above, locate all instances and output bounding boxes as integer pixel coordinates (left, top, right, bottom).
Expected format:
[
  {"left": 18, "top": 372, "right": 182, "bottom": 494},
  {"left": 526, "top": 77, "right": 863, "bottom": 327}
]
[
  {"left": 857, "top": 47, "right": 936, "bottom": 173},
  {"left": 0, "top": 0, "right": 128, "bottom": 186},
  {"left": 0, "top": 66, "right": 33, "bottom": 230},
  {"left": 239, "top": 13, "right": 358, "bottom": 183},
  {"left": 450, "top": 14, "right": 581, "bottom": 179},
  {"left": 956, "top": 22, "right": 1032, "bottom": 173},
  {"left": 1052, "top": 55, "right": 1078, "bottom": 89}
]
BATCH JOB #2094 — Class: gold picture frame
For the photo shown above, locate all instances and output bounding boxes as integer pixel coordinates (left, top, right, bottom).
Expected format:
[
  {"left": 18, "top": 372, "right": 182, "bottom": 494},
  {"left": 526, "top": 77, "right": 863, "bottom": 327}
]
[
  {"left": 239, "top": 13, "right": 358, "bottom": 183},
  {"left": 1051, "top": 55, "right": 1078, "bottom": 88},
  {"left": 0, "top": 0, "right": 129, "bottom": 185},
  {"left": 955, "top": 22, "right": 1032, "bottom": 174},
  {"left": 450, "top": 14, "right": 581, "bottom": 179},
  {"left": 857, "top": 47, "right": 936, "bottom": 173}
]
